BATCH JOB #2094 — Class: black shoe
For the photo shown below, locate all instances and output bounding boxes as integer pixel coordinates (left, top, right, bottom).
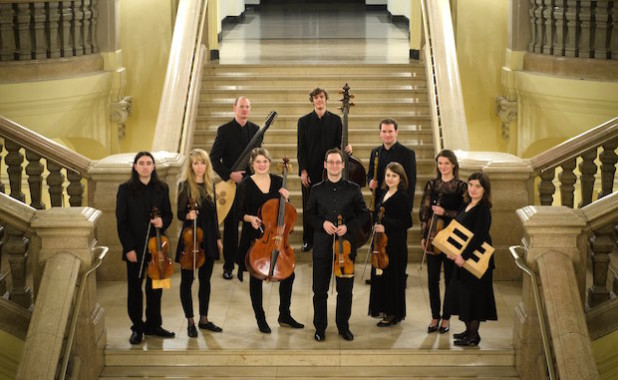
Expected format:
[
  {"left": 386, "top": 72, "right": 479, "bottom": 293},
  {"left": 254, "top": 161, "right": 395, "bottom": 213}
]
[
  {"left": 129, "top": 331, "right": 143, "bottom": 345},
  {"left": 237, "top": 270, "right": 244, "bottom": 282},
  {"left": 223, "top": 270, "right": 233, "bottom": 280},
  {"left": 257, "top": 319, "right": 271, "bottom": 334},
  {"left": 187, "top": 324, "right": 198, "bottom": 338},
  {"left": 427, "top": 323, "right": 439, "bottom": 333},
  {"left": 365, "top": 279, "right": 371, "bottom": 285},
  {"left": 454, "top": 334, "right": 481, "bottom": 346},
  {"left": 301, "top": 242, "right": 312, "bottom": 252},
  {"left": 339, "top": 329, "right": 354, "bottom": 341},
  {"left": 278, "top": 315, "right": 304, "bottom": 329},
  {"left": 453, "top": 330, "right": 469, "bottom": 340},
  {"left": 377, "top": 318, "right": 398, "bottom": 327},
  {"left": 144, "top": 326, "right": 175, "bottom": 338},
  {"left": 314, "top": 330, "right": 325, "bottom": 341},
  {"left": 439, "top": 325, "right": 450, "bottom": 334},
  {"left": 198, "top": 321, "right": 223, "bottom": 332}
]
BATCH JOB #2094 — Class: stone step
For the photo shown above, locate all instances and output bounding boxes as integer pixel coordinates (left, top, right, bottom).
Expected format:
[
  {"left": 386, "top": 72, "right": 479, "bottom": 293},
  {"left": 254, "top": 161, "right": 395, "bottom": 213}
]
[
  {"left": 204, "top": 63, "right": 426, "bottom": 75},
  {"left": 199, "top": 100, "right": 430, "bottom": 115},
  {"left": 202, "top": 75, "right": 428, "bottom": 88},
  {"left": 199, "top": 88, "right": 430, "bottom": 102}
]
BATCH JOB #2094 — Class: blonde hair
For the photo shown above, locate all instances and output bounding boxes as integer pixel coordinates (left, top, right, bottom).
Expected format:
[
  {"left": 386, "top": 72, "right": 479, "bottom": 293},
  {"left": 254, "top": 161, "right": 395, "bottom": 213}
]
[
  {"left": 248, "top": 147, "right": 272, "bottom": 173},
  {"left": 181, "top": 149, "right": 214, "bottom": 206}
]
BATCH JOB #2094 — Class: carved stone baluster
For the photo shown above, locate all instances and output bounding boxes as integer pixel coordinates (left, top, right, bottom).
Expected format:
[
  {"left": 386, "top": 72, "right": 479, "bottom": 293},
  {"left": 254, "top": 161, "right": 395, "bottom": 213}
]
[
  {"left": 587, "top": 224, "right": 614, "bottom": 308},
  {"left": 612, "top": 2, "right": 618, "bottom": 59},
  {"left": 543, "top": 0, "right": 554, "bottom": 55},
  {"left": 46, "top": 161, "right": 65, "bottom": 207},
  {"left": 5, "top": 140, "right": 25, "bottom": 202},
  {"left": 67, "top": 170, "right": 84, "bottom": 206},
  {"left": 25, "top": 150, "right": 45, "bottom": 210},
  {"left": 32, "top": 2, "right": 47, "bottom": 59},
  {"left": 538, "top": 168, "right": 556, "bottom": 205},
  {"left": 564, "top": 0, "right": 578, "bottom": 57},
  {"left": 47, "top": 2, "right": 62, "bottom": 58},
  {"left": 0, "top": 225, "right": 6, "bottom": 296},
  {"left": 15, "top": 3, "right": 33, "bottom": 60},
  {"left": 6, "top": 226, "right": 32, "bottom": 309},
  {"left": 0, "top": 139, "right": 5, "bottom": 194},
  {"left": 0, "top": 4, "right": 16, "bottom": 61},
  {"left": 559, "top": 158, "right": 577, "bottom": 208},
  {"left": 554, "top": 0, "right": 566, "bottom": 55},
  {"left": 579, "top": 0, "right": 592, "bottom": 57},
  {"left": 578, "top": 148, "right": 598, "bottom": 207},
  {"left": 72, "top": 0, "right": 84, "bottom": 56},
  {"left": 534, "top": 0, "right": 545, "bottom": 53},
  {"left": 82, "top": 0, "right": 92, "bottom": 54},
  {"left": 529, "top": 0, "right": 538, "bottom": 52},
  {"left": 598, "top": 138, "right": 618, "bottom": 199},
  {"left": 90, "top": 0, "right": 98, "bottom": 53},
  {"left": 59, "top": 1, "right": 73, "bottom": 57},
  {"left": 593, "top": 1, "right": 609, "bottom": 59}
]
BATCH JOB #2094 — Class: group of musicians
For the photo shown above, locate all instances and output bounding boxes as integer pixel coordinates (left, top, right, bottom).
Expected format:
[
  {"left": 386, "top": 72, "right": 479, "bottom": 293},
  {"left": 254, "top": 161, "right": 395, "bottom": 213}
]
[{"left": 115, "top": 88, "right": 497, "bottom": 347}]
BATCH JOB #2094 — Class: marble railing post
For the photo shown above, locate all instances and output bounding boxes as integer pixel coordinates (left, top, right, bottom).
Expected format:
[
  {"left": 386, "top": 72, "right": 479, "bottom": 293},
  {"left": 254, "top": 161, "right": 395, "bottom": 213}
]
[
  {"left": 88, "top": 152, "right": 183, "bottom": 280},
  {"left": 598, "top": 138, "right": 618, "bottom": 198},
  {"left": 516, "top": 206, "right": 598, "bottom": 380},
  {"left": 5, "top": 226, "right": 32, "bottom": 309},
  {"left": 587, "top": 224, "right": 615, "bottom": 308},
  {"left": 17, "top": 207, "right": 104, "bottom": 380}
]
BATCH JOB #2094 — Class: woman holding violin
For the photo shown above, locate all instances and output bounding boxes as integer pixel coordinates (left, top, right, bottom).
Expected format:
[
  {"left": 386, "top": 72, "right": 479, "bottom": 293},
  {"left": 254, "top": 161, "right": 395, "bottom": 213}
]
[
  {"left": 176, "top": 149, "right": 223, "bottom": 338},
  {"left": 368, "top": 162, "right": 412, "bottom": 326},
  {"left": 419, "top": 149, "right": 467, "bottom": 334},
  {"left": 116, "top": 151, "right": 175, "bottom": 345},
  {"left": 235, "top": 148, "right": 304, "bottom": 334}
]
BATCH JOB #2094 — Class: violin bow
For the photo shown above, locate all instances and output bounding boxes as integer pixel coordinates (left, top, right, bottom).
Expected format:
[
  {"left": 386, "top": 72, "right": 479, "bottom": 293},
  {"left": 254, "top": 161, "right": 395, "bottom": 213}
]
[
  {"left": 138, "top": 221, "right": 153, "bottom": 279},
  {"left": 361, "top": 224, "right": 377, "bottom": 281}
]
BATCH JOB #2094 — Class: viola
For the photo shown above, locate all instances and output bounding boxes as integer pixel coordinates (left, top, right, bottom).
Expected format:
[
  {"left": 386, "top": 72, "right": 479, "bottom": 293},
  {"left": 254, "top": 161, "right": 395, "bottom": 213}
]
[
  {"left": 180, "top": 199, "right": 206, "bottom": 271},
  {"left": 371, "top": 207, "right": 389, "bottom": 275},
  {"left": 147, "top": 208, "right": 174, "bottom": 280},
  {"left": 246, "top": 157, "right": 297, "bottom": 281},
  {"left": 333, "top": 215, "right": 354, "bottom": 278}
]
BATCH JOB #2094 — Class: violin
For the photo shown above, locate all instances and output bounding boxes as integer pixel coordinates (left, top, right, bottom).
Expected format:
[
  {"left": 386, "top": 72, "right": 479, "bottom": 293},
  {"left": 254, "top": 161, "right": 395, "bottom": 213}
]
[
  {"left": 246, "top": 157, "right": 297, "bottom": 281},
  {"left": 180, "top": 199, "right": 206, "bottom": 272},
  {"left": 147, "top": 208, "right": 174, "bottom": 280},
  {"left": 371, "top": 207, "right": 389, "bottom": 275},
  {"left": 333, "top": 215, "right": 354, "bottom": 278}
]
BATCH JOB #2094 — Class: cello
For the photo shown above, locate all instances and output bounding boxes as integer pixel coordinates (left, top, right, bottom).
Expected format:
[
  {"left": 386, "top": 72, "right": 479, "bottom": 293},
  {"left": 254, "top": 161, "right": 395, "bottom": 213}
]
[
  {"left": 180, "top": 199, "right": 206, "bottom": 273},
  {"left": 246, "top": 157, "right": 297, "bottom": 281},
  {"left": 147, "top": 208, "right": 174, "bottom": 280}
]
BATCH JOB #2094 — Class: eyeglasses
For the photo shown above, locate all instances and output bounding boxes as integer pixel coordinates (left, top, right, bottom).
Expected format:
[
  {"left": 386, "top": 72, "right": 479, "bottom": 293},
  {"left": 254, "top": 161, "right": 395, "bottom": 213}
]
[{"left": 326, "top": 161, "right": 343, "bottom": 165}]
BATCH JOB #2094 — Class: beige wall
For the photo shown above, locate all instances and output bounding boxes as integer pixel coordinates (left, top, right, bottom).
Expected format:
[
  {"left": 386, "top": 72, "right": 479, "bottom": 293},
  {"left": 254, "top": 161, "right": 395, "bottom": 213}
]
[
  {"left": 118, "top": 0, "right": 174, "bottom": 152},
  {"left": 592, "top": 330, "right": 618, "bottom": 380},
  {"left": 454, "top": 0, "right": 508, "bottom": 153}
]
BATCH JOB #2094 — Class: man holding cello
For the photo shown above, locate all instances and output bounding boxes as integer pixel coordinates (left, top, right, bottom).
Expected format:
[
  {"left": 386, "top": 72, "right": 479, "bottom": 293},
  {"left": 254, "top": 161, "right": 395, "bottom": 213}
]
[{"left": 306, "top": 148, "right": 370, "bottom": 342}]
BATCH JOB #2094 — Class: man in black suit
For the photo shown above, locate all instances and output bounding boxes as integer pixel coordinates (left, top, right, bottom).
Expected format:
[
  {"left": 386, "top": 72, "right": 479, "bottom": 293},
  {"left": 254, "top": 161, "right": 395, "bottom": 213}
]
[
  {"left": 210, "top": 96, "right": 260, "bottom": 280},
  {"left": 306, "top": 148, "right": 370, "bottom": 342},
  {"left": 367, "top": 118, "right": 416, "bottom": 212},
  {"left": 297, "top": 88, "right": 351, "bottom": 252}
]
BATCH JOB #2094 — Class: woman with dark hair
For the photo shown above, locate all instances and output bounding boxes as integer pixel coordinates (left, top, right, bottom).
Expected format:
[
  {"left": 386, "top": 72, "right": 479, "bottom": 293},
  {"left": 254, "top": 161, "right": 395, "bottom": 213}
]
[
  {"left": 446, "top": 171, "right": 497, "bottom": 346},
  {"left": 368, "top": 162, "right": 413, "bottom": 326},
  {"left": 235, "top": 148, "right": 304, "bottom": 333},
  {"left": 116, "top": 151, "right": 175, "bottom": 345},
  {"left": 176, "top": 149, "right": 223, "bottom": 338},
  {"left": 419, "top": 149, "right": 467, "bottom": 334}
]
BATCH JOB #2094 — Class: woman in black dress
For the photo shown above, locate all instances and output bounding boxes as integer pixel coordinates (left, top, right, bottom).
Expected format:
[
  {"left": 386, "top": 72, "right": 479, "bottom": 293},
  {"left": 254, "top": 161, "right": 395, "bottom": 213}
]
[
  {"left": 368, "top": 162, "right": 412, "bottom": 326},
  {"left": 235, "top": 148, "right": 304, "bottom": 333},
  {"left": 176, "top": 149, "right": 223, "bottom": 337},
  {"left": 446, "top": 171, "right": 496, "bottom": 346},
  {"left": 419, "top": 149, "right": 467, "bottom": 334}
]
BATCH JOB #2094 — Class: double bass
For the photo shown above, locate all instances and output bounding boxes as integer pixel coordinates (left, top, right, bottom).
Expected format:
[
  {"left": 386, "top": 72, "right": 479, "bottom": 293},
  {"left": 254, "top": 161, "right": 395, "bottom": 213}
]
[
  {"left": 146, "top": 208, "right": 174, "bottom": 280},
  {"left": 246, "top": 158, "right": 297, "bottom": 281},
  {"left": 180, "top": 199, "right": 206, "bottom": 273}
]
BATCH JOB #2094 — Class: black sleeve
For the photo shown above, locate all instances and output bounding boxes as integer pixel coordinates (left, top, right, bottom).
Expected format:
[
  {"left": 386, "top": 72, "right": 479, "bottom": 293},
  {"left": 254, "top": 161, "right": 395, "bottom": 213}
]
[
  {"left": 419, "top": 180, "right": 433, "bottom": 238},
  {"left": 346, "top": 184, "right": 370, "bottom": 238},
  {"left": 115, "top": 184, "right": 135, "bottom": 257},
  {"left": 367, "top": 149, "right": 376, "bottom": 185},
  {"left": 407, "top": 149, "right": 417, "bottom": 211},
  {"left": 297, "top": 117, "right": 307, "bottom": 175},
  {"left": 382, "top": 194, "right": 412, "bottom": 233},
  {"left": 160, "top": 184, "right": 173, "bottom": 233},
  {"left": 305, "top": 185, "right": 324, "bottom": 232},
  {"left": 210, "top": 126, "right": 230, "bottom": 180},
  {"left": 461, "top": 205, "right": 491, "bottom": 261},
  {"left": 177, "top": 182, "right": 189, "bottom": 221},
  {"left": 334, "top": 116, "right": 342, "bottom": 149}
]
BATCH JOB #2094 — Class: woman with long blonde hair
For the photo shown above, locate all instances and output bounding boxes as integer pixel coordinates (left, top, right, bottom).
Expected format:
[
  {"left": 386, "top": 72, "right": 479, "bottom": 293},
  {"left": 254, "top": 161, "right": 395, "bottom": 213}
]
[{"left": 175, "top": 149, "right": 223, "bottom": 337}]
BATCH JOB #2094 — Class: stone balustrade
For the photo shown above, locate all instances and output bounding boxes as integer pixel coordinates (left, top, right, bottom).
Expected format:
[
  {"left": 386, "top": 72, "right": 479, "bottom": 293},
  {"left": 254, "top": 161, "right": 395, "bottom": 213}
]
[{"left": 0, "top": 0, "right": 98, "bottom": 62}]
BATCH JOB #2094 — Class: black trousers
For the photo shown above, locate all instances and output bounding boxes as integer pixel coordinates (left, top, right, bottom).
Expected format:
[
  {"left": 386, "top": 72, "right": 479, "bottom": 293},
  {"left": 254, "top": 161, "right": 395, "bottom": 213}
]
[
  {"left": 301, "top": 184, "right": 313, "bottom": 244},
  {"left": 179, "top": 258, "right": 214, "bottom": 319},
  {"left": 249, "top": 272, "right": 295, "bottom": 321},
  {"left": 222, "top": 208, "right": 239, "bottom": 272},
  {"left": 426, "top": 252, "right": 454, "bottom": 320},
  {"left": 126, "top": 261, "right": 162, "bottom": 333},
  {"left": 312, "top": 256, "right": 353, "bottom": 332}
]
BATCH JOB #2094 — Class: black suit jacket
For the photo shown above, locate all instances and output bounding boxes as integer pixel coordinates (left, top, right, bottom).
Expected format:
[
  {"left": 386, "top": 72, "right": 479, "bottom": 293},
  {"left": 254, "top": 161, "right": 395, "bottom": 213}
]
[
  {"left": 297, "top": 110, "right": 342, "bottom": 183},
  {"left": 210, "top": 119, "right": 260, "bottom": 181},
  {"left": 367, "top": 142, "right": 417, "bottom": 213}
]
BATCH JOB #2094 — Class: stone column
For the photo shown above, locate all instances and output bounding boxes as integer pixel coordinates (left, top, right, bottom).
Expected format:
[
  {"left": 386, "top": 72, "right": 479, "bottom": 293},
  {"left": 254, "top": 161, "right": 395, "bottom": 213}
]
[
  {"left": 516, "top": 206, "right": 598, "bottom": 380},
  {"left": 18, "top": 207, "right": 103, "bottom": 380},
  {"left": 88, "top": 152, "right": 183, "bottom": 281}
]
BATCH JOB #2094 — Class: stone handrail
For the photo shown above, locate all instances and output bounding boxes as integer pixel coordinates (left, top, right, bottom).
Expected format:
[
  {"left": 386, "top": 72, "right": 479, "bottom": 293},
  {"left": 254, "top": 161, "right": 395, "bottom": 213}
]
[
  {"left": 420, "top": 0, "right": 470, "bottom": 153},
  {"left": 0, "top": 115, "right": 92, "bottom": 208},
  {"left": 0, "top": 0, "right": 98, "bottom": 62},
  {"left": 152, "top": 0, "right": 207, "bottom": 153},
  {"left": 528, "top": 117, "right": 618, "bottom": 207},
  {"left": 528, "top": 1, "right": 617, "bottom": 59}
]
